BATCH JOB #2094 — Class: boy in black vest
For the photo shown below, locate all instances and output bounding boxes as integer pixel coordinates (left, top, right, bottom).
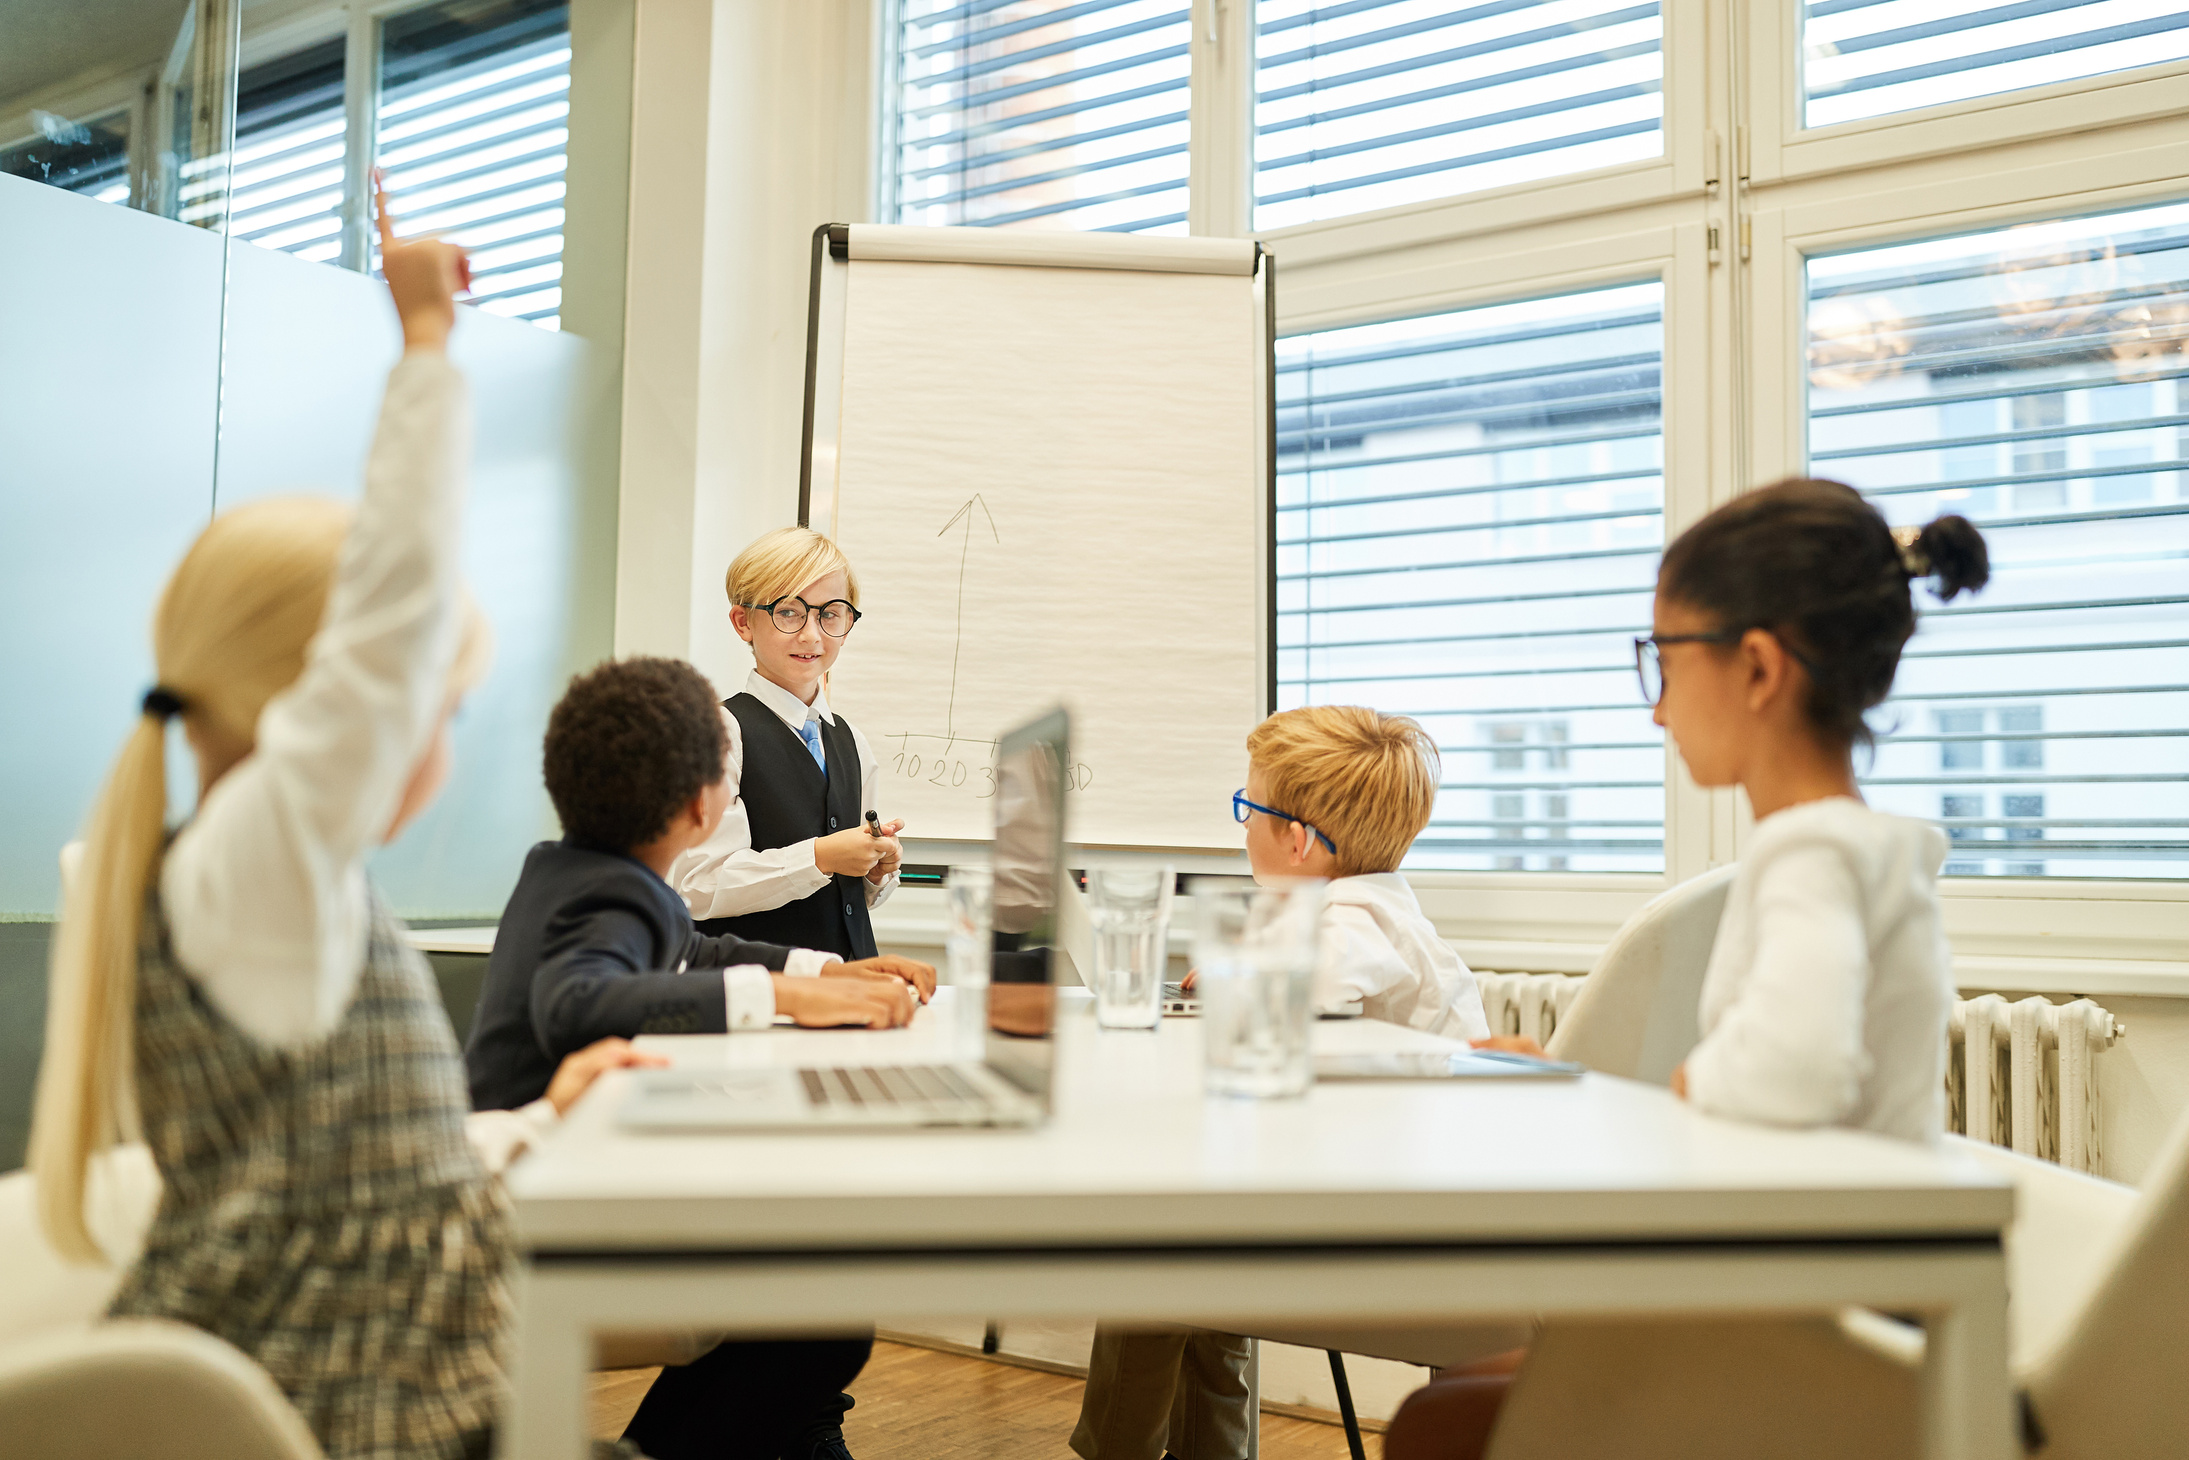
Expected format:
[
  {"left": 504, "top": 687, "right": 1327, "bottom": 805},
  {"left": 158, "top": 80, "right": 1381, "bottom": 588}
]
[
  {"left": 467, "top": 655, "right": 933, "bottom": 1460},
  {"left": 668, "top": 527, "right": 905, "bottom": 959}
]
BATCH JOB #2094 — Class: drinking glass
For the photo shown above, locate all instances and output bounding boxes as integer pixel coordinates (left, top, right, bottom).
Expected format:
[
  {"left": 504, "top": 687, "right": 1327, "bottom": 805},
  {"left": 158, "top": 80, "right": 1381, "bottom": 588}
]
[
  {"left": 1087, "top": 866, "right": 1173, "bottom": 1030},
  {"left": 1195, "top": 881, "right": 1327, "bottom": 1098},
  {"left": 946, "top": 866, "right": 994, "bottom": 1048}
]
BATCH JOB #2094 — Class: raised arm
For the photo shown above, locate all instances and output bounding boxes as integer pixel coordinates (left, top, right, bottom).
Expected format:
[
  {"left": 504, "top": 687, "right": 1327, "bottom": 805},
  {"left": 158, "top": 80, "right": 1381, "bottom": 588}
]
[{"left": 162, "top": 193, "right": 476, "bottom": 1047}]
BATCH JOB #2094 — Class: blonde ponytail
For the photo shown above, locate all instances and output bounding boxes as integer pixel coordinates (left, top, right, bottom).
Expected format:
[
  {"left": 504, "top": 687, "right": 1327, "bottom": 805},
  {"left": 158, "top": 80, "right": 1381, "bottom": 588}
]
[
  {"left": 30, "top": 715, "right": 169, "bottom": 1261},
  {"left": 30, "top": 496, "right": 352, "bottom": 1263}
]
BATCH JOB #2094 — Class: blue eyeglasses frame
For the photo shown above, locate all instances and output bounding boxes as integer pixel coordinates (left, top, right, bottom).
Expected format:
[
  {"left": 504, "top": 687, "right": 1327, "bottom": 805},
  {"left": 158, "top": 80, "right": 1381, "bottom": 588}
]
[{"left": 1232, "top": 790, "right": 1338, "bottom": 856}]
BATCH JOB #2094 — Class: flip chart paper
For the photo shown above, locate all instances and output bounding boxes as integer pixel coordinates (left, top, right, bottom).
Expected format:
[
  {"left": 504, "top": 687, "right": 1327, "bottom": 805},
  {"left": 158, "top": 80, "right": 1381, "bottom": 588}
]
[{"left": 821, "top": 257, "right": 1262, "bottom": 848}]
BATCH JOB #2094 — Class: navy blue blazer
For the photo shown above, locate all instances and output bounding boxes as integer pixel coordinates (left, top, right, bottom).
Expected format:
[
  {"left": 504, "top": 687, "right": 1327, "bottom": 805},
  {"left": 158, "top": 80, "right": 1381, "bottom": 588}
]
[{"left": 465, "top": 838, "right": 794, "bottom": 1111}]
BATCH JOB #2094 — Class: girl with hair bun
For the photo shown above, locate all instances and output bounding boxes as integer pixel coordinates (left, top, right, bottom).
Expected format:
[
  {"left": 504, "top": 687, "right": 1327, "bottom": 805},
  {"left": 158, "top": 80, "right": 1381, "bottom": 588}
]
[
  {"left": 1643, "top": 477, "right": 1988, "bottom": 1143},
  {"left": 1389, "top": 479, "right": 1992, "bottom": 1460},
  {"left": 29, "top": 184, "right": 655, "bottom": 1460}
]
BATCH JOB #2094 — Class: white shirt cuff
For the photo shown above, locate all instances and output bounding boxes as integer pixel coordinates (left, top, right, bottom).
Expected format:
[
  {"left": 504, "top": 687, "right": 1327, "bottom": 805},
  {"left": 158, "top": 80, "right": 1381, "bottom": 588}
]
[
  {"left": 784, "top": 948, "right": 842, "bottom": 979},
  {"left": 465, "top": 1098, "right": 561, "bottom": 1177},
  {"left": 724, "top": 965, "right": 777, "bottom": 1030}
]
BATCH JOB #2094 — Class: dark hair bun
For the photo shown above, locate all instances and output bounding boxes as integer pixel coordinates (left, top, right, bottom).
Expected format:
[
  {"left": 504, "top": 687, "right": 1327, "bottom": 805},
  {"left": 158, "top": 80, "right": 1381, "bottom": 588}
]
[{"left": 1915, "top": 514, "right": 1989, "bottom": 601}]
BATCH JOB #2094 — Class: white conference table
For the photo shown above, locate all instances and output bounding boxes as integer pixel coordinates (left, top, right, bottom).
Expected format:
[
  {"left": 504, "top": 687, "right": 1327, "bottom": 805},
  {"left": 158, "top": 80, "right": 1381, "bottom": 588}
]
[{"left": 503, "top": 989, "right": 2015, "bottom": 1460}]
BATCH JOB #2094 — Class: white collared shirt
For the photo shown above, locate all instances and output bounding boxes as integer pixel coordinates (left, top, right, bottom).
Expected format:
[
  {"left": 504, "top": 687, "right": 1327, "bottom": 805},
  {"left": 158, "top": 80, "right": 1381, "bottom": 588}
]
[
  {"left": 1683, "top": 797, "right": 1953, "bottom": 1145},
  {"left": 1317, "top": 874, "right": 1491, "bottom": 1041},
  {"left": 668, "top": 670, "right": 900, "bottom": 923}
]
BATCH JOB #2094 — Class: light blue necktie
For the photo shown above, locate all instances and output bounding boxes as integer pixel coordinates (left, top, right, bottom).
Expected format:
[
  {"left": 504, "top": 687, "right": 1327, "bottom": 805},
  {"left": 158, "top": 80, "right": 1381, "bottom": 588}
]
[{"left": 798, "top": 718, "right": 827, "bottom": 775}]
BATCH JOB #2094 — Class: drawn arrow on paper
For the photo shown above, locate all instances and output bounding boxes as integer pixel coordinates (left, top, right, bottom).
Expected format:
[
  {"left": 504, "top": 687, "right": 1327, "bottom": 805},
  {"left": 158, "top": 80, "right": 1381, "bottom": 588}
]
[{"left": 938, "top": 494, "right": 1000, "bottom": 743}]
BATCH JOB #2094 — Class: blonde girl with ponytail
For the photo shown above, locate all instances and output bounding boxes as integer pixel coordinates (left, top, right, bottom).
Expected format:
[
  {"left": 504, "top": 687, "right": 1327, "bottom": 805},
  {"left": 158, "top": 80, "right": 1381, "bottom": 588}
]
[{"left": 29, "top": 183, "right": 650, "bottom": 1460}]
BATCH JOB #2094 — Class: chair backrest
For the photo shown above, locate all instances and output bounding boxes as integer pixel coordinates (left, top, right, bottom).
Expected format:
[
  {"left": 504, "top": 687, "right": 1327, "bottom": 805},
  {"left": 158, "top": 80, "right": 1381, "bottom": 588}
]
[
  {"left": 0, "top": 1318, "right": 323, "bottom": 1460},
  {"left": 2021, "top": 1106, "right": 2189, "bottom": 1457},
  {"left": 1545, "top": 864, "right": 1736, "bottom": 1085},
  {"left": 0, "top": 1143, "right": 162, "bottom": 1348},
  {"left": 1949, "top": 1138, "right": 2137, "bottom": 1370}
]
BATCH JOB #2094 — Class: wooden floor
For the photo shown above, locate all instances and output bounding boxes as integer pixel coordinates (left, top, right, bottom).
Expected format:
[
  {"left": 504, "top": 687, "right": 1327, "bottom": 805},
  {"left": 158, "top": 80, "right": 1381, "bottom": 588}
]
[{"left": 590, "top": 1340, "right": 1365, "bottom": 1460}]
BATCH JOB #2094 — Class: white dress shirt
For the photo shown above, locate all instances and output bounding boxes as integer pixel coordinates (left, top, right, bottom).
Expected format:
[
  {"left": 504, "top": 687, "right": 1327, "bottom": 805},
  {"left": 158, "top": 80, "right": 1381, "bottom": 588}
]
[
  {"left": 1317, "top": 873, "right": 1491, "bottom": 1041},
  {"left": 669, "top": 670, "right": 900, "bottom": 921},
  {"left": 1683, "top": 796, "right": 1953, "bottom": 1145},
  {"left": 147, "top": 353, "right": 553, "bottom": 1174}
]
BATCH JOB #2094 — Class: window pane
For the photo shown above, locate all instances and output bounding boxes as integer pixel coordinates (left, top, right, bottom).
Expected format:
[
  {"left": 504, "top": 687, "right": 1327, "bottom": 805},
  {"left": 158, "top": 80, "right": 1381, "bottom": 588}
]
[
  {"left": 377, "top": 0, "right": 570, "bottom": 328},
  {"left": 1807, "top": 200, "right": 2189, "bottom": 879},
  {"left": 1255, "top": 0, "right": 1664, "bottom": 231},
  {"left": 1278, "top": 283, "right": 1666, "bottom": 872},
  {"left": 888, "top": 1, "right": 1192, "bottom": 234},
  {"left": 2, "top": 111, "right": 133, "bottom": 205},
  {"left": 232, "top": 40, "right": 347, "bottom": 264},
  {"left": 1803, "top": 0, "right": 2189, "bottom": 130}
]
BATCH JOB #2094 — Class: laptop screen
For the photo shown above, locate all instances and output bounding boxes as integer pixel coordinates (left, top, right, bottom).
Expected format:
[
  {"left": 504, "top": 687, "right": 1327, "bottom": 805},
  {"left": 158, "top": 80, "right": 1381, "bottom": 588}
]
[{"left": 984, "top": 707, "right": 1067, "bottom": 1100}]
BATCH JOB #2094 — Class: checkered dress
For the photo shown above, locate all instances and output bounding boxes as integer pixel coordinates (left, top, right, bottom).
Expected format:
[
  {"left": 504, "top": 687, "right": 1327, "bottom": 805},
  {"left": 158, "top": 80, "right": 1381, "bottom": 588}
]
[{"left": 111, "top": 875, "right": 513, "bottom": 1460}]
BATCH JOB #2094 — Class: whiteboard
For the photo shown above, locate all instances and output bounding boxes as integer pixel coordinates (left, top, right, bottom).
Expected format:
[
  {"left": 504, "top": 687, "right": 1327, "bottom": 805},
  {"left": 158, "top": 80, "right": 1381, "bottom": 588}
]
[{"left": 799, "top": 225, "right": 1271, "bottom": 850}]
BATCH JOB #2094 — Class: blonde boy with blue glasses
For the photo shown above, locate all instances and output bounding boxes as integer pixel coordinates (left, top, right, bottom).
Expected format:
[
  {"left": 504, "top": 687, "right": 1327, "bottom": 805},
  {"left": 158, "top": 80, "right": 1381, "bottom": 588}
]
[{"left": 1072, "top": 705, "right": 1489, "bottom": 1460}]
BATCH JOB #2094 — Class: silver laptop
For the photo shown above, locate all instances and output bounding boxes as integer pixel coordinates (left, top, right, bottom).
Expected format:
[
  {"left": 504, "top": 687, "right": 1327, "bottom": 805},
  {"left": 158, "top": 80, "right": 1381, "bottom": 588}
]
[{"left": 617, "top": 708, "right": 1068, "bottom": 1131}]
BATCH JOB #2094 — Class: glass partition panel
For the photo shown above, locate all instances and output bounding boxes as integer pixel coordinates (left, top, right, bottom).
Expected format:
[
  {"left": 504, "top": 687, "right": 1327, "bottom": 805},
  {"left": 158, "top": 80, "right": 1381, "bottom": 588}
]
[
  {"left": 216, "top": 238, "right": 587, "bottom": 917},
  {"left": 1277, "top": 283, "right": 1667, "bottom": 872},
  {"left": 0, "top": 176, "right": 227, "bottom": 913},
  {"left": 1807, "top": 201, "right": 2189, "bottom": 879}
]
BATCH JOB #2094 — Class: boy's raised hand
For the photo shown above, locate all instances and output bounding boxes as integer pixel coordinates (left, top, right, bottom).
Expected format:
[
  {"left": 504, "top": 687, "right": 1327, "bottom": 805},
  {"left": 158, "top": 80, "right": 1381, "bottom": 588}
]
[
  {"left": 374, "top": 169, "right": 471, "bottom": 352},
  {"left": 832, "top": 953, "right": 937, "bottom": 1002},
  {"left": 543, "top": 1037, "right": 669, "bottom": 1115},
  {"left": 774, "top": 975, "right": 917, "bottom": 1030}
]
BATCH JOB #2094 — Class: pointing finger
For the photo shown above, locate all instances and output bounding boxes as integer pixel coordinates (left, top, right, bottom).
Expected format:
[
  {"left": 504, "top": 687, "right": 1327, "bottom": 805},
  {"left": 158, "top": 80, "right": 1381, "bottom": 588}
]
[{"left": 372, "top": 167, "right": 397, "bottom": 255}]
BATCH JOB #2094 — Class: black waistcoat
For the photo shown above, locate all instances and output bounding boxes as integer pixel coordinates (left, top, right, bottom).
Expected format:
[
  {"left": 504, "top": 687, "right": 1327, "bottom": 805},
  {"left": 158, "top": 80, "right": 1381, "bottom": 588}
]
[{"left": 696, "top": 692, "right": 878, "bottom": 960}]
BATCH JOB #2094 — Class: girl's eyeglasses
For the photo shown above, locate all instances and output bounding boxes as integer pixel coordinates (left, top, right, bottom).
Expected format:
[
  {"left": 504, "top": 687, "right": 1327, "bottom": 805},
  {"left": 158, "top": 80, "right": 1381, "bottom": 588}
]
[
  {"left": 1633, "top": 631, "right": 1824, "bottom": 705},
  {"left": 1232, "top": 790, "right": 1338, "bottom": 855},
  {"left": 747, "top": 596, "right": 862, "bottom": 638}
]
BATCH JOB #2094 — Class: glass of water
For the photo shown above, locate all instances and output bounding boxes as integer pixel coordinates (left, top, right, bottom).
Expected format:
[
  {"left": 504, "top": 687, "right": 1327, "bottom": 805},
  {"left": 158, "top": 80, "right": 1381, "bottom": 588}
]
[
  {"left": 946, "top": 866, "right": 993, "bottom": 1047},
  {"left": 1087, "top": 866, "right": 1173, "bottom": 1029},
  {"left": 1195, "top": 881, "right": 1327, "bottom": 1098}
]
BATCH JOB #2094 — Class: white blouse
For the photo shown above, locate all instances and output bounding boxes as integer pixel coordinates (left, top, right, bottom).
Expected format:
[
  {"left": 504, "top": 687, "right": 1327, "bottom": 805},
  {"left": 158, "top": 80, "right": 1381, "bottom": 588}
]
[
  {"left": 1683, "top": 796, "right": 1954, "bottom": 1145},
  {"left": 150, "top": 352, "right": 549, "bottom": 1172},
  {"left": 1318, "top": 874, "right": 1491, "bottom": 1042},
  {"left": 668, "top": 670, "right": 900, "bottom": 921}
]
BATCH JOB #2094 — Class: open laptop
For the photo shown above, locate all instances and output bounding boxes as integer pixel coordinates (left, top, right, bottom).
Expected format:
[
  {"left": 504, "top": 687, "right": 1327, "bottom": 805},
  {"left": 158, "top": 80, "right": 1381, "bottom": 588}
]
[{"left": 616, "top": 707, "right": 1068, "bottom": 1131}]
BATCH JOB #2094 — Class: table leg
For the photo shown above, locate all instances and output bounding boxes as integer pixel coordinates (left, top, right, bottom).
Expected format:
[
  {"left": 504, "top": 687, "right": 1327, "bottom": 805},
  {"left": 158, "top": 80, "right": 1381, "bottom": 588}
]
[
  {"left": 1921, "top": 1260, "right": 2014, "bottom": 1460},
  {"left": 1244, "top": 1337, "right": 1260, "bottom": 1460},
  {"left": 501, "top": 1267, "right": 593, "bottom": 1460}
]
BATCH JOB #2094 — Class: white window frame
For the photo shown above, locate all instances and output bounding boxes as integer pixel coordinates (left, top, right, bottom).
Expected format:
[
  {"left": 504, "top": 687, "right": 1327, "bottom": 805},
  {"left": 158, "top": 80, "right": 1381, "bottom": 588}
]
[{"left": 863, "top": 0, "right": 2189, "bottom": 983}]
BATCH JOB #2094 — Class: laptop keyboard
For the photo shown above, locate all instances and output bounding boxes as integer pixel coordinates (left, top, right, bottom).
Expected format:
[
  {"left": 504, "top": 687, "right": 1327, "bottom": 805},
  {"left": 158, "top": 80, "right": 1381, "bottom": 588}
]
[{"left": 799, "top": 1064, "right": 990, "bottom": 1108}]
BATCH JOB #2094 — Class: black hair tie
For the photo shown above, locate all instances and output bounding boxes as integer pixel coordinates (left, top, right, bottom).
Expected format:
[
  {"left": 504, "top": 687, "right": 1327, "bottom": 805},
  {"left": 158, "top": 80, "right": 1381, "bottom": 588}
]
[{"left": 142, "top": 686, "right": 188, "bottom": 721}]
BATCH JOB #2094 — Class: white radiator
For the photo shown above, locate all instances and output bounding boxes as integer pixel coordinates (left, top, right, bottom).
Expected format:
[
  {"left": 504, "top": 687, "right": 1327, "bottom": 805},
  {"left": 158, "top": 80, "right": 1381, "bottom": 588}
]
[
  {"left": 1949, "top": 994, "right": 2124, "bottom": 1174},
  {"left": 1475, "top": 971, "right": 1585, "bottom": 1048},
  {"left": 1473, "top": 971, "right": 2125, "bottom": 1177}
]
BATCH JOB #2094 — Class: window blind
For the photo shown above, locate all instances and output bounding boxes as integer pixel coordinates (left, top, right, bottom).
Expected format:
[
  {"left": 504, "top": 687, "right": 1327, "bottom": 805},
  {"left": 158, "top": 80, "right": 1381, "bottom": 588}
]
[
  {"left": 1277, "top": 283, "right": 1666, "bottom": 872},
  {"left": 230, "top": 40, "right": 348, "bottom": 263},
  {"left": 888, "top": 0, "right": 1193, "bottom": 234},
  {"left": 1803, "top": 0, "right": 2189, "bottom": 129},
  {"left": 1808, "top": 199, "right": 2189, "bottom": 879},
  {"left": 1255, "top": 0, "right": 1665, "bottom": 231},
  {"left": 377, "top": 0, "right": 571, "bottom": 327}
]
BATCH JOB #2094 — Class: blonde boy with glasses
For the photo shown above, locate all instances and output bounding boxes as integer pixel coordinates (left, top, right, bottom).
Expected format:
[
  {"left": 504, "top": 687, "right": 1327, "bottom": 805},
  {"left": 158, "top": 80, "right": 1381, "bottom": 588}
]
[
  {"left": 1233, "top": 704, "right": 1491, "bottom": 1038},
  {"left": 1072, "top": 706, "right": 1488, "bottom": 1460}
]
